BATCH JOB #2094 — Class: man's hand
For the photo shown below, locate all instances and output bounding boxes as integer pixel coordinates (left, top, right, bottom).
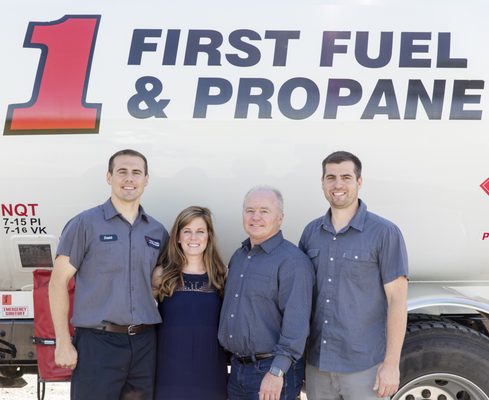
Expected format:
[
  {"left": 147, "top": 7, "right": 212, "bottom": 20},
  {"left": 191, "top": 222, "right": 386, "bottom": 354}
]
[
  {"left": 54, "top": 340, "right": 78, "bottom": 370},
  {"left": 259, "top": 372, "right": 284, "bottom": 400},
  {"left": 373, "top": 361, "right": 400, "bottom": 397},
  {"left": 49, "top": 255, "right": 78, "bottom": 370}
]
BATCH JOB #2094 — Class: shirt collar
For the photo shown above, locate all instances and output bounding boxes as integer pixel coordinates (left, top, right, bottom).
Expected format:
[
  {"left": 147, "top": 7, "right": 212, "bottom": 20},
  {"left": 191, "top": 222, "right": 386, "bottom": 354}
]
[
  {"left": 102, "top": 198, "right": 148, "bottom": 222},
  {"left": 241, "top": 230, "right": 284, "bottom": 254},
  {"left": 321, "top": 199, "right": 367, "bottom": 233}
]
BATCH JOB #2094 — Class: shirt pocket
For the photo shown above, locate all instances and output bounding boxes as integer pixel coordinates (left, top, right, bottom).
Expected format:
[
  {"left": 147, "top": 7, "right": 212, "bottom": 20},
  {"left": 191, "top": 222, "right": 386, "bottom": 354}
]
[
  {"left": 144, "top": 245, "right": 160, "bottom": 273},
  {"left": 342, "top": 249, "right": 378, "bottom": 280},
  {"left": 247, "top": 272, "right": 271, "bottom": 298},
  {"left": 96, "top": 241, "right": 125, "bottom": 273}
]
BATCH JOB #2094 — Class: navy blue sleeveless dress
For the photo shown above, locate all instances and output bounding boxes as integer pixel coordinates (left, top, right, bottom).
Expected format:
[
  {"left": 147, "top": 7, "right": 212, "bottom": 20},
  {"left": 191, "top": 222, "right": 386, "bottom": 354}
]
[{"left": 154, "top": 273, "right": 227, "bottom": 399}]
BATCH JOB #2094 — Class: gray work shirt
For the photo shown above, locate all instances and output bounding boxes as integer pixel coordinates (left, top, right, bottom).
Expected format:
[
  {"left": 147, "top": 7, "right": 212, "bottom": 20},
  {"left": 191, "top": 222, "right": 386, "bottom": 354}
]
[
  {"left": 218, "top": 231, "right": 314, "bottom": 374},
  {"left": 299, "top": 200, "right": 408, "bottom": 373},
  {"left": 57, "top": 199, "right": 169, "bottom": 328}
]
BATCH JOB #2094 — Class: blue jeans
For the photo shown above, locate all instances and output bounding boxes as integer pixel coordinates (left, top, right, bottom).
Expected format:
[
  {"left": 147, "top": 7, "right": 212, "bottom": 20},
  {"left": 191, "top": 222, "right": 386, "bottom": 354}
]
[{"left": 228, "top": 356, "right": 304, "bottom": 400}]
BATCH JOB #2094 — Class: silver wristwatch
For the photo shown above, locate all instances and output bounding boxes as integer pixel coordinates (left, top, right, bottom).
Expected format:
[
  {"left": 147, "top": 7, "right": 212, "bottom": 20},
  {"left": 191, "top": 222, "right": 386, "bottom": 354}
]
[{"left": 269, "top": 366, "right": 284, "bottom": 377}]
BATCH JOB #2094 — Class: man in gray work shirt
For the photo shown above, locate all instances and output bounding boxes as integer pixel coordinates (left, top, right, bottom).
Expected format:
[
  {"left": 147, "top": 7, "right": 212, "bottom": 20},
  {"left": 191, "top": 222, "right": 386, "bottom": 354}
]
[
  {"left": 49, "top": 149, "right": 168, "bottom": 400},
  {"left": 219, "top": 185, "right": 314, "bottom": 400},
  {"left": 300, "top": 151, "right": 408, "bottom": 400}
]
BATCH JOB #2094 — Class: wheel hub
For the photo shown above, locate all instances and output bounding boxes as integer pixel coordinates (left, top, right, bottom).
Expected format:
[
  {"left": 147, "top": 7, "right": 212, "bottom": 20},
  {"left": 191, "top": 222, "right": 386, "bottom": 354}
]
[{"left": 393, "top": 373, "right": 489, "bottom": 400}]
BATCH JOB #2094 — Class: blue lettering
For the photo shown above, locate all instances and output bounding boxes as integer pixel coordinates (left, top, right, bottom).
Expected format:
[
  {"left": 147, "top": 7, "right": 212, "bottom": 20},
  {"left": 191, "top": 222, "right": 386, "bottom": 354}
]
[
  {"left": 320, "top": 31, "right": 351, "bottom": 67},
  {"left": 226, "top": 30, "right": 261, "bottom": 67},
  {"left": 184, "top": 30, "right": 223, "bottom": 66},
  {"left": 404, "top": 80, "right": 445, "bottom": 119},
  {"left": 162, "top": 29, "right": 181, "bottom": 66},
  {"left": 278, "top": 78, "right": 319, "bottom": 120},
  {"left": 355, "top": 31, "right": 393, "bottom": 68},
  {"left": 235, "top": 78, "right": 274, "bottom": 118},
  {"left": 127, "top": 29, "right": 162, "bottom": 65},
  {"left": 361, "top": 79, "right": 400, "bottom": 119},
  {"left": 450, "top": 80, "right": 484, "bottom": 120},
  {"left": 193, "top": 78, "right": 233, "bottom": 118},
  {"left": 437, "top": 33, "right": 467, "bottom": 68},
  {"left": 399, "top": 32, "right": 431, "bottom": 68},
  {"left": 324, "top": 79, "right": 362, "bottom": 119},
  {"left": 264, "top": 30, "right": 300, "bottom": 66}
]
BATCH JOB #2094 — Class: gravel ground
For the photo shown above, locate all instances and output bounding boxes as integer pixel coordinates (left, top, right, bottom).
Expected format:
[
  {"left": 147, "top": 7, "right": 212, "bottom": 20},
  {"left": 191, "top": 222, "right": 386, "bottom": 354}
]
[
  {"left": 0, "top": 374, "right": 70, "bottom": 400},
  {"left": 0, "top": 374, "right": 307, "bottom": 400}
]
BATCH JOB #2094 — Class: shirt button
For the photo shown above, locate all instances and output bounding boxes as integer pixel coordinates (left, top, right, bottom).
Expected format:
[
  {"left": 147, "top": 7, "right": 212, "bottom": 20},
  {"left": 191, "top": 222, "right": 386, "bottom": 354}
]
[
  {"left": 235, "top": 293, "right": 239, "bottom": 298},
  {"left": 329, "top": 257, "right": 334, "bottom": 261},
  {"left": 326, "top": 299, "right": 330, "bottom": 303},
  {"left": 328, "top": 278, "right": 332, "bottom": 282},
  {"left": 247, "top": 256, "right": 251, "bottom": 259},
  {"left": 229, "top": 335, "right": 233, "bottom": 339},
  {"left": 324, "top": 320, "right": 328, "bottom": 324},
  {"left": 240, "top": 274, "right": 244, "bottom": 278},
  {"left": 333, "top": 237, "right": 337, "bottom": 241},
  {"left": 323, "top": 340, "right": 327, "bottom": 344},
  {"left": 231, "top": 314, "right": 234, "bottom": 318},
  {"left": 354, "top": 255, "right": 359, "bottom": 259}
]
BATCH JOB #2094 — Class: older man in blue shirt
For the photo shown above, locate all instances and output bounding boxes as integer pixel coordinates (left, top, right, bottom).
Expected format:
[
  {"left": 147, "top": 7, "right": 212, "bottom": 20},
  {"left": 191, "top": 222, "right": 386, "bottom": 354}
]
[
  {"left": 219, "top": 185, "right": 314, "bottom": 400},
  {"left": 300, "top": 151, "right": 408, "bottom": 400}
]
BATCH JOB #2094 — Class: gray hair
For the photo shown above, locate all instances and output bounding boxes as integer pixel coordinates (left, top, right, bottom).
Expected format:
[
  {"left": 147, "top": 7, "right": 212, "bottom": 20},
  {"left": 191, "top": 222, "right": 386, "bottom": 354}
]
[{"left": 243, "top": 185, "right": 284, "bottom": 212}]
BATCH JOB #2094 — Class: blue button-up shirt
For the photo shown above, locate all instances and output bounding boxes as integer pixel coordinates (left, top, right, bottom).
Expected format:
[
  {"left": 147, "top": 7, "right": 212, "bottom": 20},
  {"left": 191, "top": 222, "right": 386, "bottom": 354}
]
[
  {"left": 299, "top": 200, "right": 408, "bottom": 373},
  {"left": 57, "top": 199, "right": 169, "bottom": 328},
  {"left": 218, "top": 231, "right": 314, "bottom": 373}
]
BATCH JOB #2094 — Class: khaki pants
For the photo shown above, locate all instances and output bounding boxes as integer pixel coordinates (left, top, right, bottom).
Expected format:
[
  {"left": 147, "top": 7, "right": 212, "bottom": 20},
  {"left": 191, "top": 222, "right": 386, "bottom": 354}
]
[{"left": 305, "top": 363, "right": 389, "bottom": 400}]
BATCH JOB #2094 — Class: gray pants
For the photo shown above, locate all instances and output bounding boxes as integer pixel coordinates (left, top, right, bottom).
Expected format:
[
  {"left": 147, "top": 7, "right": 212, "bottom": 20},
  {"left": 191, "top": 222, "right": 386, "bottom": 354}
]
[{"left": 305, "top": 363, "right": 389, "bottom": 400}]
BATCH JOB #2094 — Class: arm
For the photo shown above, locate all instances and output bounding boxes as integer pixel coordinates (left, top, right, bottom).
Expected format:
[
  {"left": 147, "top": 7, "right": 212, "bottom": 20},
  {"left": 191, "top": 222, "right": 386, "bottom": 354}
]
[
  {"left": 260, "top": 256, "right": 314, "bottom": 400},
  {"left": 152, "top": 229, "right": 169, "bottom": 299},
  {"left": 48, "top": 255, "right": 78, "bottom": 370},
  {"left": 374, "top": 275, "right": 408, "bottom": 397},
  {"left": 151, "top": 265, "right": 163, "bottom": 299}
]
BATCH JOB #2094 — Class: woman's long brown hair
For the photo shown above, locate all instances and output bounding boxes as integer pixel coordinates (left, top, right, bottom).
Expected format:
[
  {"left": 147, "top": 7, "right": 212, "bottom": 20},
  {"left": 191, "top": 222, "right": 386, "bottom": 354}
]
[{"left": 156, "top": 206, "right": 227, "bottom": 301}]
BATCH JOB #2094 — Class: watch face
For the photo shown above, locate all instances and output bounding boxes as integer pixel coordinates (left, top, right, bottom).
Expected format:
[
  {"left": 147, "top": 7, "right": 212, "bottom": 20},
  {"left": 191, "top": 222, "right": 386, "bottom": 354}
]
[{"left": 270, "top": 366, "right": 284, "bottom": 377}]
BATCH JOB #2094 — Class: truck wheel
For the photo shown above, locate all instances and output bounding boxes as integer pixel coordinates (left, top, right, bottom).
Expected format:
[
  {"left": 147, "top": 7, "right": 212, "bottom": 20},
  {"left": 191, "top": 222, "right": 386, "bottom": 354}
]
[
  {"left": 0, "top": 366, "right": 23, "bottom": 378},
  {"left": 393, "top": 320, "right": 489, "bottom": 400}
]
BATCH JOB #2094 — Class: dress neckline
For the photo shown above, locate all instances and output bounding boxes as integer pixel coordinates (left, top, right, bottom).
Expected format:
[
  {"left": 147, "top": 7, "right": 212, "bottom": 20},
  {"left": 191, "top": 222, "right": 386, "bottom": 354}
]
[{"left": 182, "top": 271, "right": 207, "bottom": 277}]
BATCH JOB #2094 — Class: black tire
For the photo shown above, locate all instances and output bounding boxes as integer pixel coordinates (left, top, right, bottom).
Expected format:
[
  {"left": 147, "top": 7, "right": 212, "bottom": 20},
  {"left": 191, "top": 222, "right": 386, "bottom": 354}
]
[
  {"left": 407, "top": 313, "right": 452, "bottom": 324},
  {"left": 0, "top": 366, "right": 23, "bottom": 378},
  {"left": 394, "top": 320, "right": 489, "bottom": 400}
]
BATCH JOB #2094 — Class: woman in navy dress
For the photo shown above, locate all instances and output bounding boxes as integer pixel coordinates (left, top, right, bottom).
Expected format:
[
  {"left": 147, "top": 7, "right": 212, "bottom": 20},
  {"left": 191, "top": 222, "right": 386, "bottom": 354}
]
[{"left": 152, "top": 206, "right": 228, "bottom": 400}]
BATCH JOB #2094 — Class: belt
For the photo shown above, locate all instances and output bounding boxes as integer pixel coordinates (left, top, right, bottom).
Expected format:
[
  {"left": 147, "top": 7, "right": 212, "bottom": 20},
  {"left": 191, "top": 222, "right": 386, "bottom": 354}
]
[
  {"left": 234, "top": 353, "right": 274, "bottom": 364},
  {"left": 95, "top": 324, "right": 152, "bottom": 335}
]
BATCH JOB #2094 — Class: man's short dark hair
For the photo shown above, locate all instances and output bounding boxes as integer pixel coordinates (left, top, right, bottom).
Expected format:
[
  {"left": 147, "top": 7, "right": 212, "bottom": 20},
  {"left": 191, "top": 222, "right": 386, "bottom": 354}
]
[
  {"left": 108, "top": 149, "right": 148, "bottom": 175},
  {"left": 322, "top": 151, "right": 362, "bottom": 179}
]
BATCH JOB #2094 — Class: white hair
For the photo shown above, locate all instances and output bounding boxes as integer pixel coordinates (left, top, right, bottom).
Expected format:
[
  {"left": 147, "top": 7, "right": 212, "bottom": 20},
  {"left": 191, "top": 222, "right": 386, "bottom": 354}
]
[{"left": 243, "top": 185, "right": 284, "bottom": 212}]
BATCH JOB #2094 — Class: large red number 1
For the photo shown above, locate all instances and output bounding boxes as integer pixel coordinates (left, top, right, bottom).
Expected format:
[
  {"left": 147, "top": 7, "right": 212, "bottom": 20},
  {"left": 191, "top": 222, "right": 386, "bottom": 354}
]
[{"left": 4, "top": 15, "right": 101, "bottom": 135}]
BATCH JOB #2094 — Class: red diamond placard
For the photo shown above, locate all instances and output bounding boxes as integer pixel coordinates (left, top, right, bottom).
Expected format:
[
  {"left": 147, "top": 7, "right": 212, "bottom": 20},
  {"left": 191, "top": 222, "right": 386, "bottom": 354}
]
[{"left": 481, "top": 178, "right": 489, "bottom": 196}]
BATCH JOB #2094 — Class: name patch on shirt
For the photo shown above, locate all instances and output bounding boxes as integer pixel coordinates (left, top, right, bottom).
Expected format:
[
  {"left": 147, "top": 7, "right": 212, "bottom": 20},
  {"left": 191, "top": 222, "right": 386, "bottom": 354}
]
[
  {"left": 145, "top": 236, "right": 161, "bottom": 249},
  {"left": 100, "top": 234, "right": 118, "bottom": 242}
]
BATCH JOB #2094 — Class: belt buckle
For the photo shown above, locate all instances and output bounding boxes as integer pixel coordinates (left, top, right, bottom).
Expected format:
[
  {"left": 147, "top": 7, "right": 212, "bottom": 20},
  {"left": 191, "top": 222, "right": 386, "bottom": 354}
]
[{"left": 127, "top": 324, "right": 137, "bottom": 335}]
